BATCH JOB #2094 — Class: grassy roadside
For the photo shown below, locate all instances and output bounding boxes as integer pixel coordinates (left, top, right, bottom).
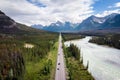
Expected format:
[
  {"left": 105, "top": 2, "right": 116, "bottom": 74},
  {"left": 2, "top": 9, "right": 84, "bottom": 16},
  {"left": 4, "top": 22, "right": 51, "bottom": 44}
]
[
  {"left": 24, "top": 40, "right": 58, "bottom": 80},
  {"left": 49, "top": 41, "right": 58, "bottom": 80}
]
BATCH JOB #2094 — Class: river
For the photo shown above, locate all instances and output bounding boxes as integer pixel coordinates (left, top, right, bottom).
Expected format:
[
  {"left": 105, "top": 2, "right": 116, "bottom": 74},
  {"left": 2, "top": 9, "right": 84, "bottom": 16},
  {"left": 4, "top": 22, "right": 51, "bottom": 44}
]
[{"left": 64, "top": 37, "right": 120, "bottom": 80}]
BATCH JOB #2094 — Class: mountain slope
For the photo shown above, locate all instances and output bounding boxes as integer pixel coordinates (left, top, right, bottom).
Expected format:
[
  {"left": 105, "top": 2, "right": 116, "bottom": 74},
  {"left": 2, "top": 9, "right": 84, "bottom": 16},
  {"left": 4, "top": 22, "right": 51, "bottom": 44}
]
[
  {"left": 75, "top": 15, "right": 105, "bottom": 30},
  {"left": 0, "top": 10, "right": 45, "bottom": 34},
  {"left": 0, "top": 10, "right": 18, "bottom": 33},
  {"left": 75, "top": 13, "right": 120, "bottom": 34},
  {"left": 101, "top": 13, "right": 120, "bottom": 28}
]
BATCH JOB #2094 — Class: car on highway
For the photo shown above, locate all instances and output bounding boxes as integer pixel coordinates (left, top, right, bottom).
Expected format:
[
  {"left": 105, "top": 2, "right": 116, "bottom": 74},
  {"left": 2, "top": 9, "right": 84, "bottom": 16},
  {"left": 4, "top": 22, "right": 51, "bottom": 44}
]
[{"left": 58, "top": 63, "right": 60, "bottom": 65}]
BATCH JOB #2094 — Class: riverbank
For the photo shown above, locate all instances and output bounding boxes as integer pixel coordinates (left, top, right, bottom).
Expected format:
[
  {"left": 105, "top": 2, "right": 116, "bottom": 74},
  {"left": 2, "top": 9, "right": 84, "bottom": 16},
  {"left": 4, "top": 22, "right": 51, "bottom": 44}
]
[
  {"left": 64, "top": 36, "right": 120, "bottom": 80},
  {"left": 62, "top": 35, "right": 94, "bottom": 80},
  {"left": 89, "top": 34, "right": 120, "bottom": 49}
]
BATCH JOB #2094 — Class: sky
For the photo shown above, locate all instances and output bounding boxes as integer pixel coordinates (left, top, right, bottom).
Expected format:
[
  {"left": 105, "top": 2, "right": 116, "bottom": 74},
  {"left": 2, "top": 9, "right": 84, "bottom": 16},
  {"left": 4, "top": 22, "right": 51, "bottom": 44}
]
[{"left": 0, "top": 0, "right": 120, "bottom": 26}]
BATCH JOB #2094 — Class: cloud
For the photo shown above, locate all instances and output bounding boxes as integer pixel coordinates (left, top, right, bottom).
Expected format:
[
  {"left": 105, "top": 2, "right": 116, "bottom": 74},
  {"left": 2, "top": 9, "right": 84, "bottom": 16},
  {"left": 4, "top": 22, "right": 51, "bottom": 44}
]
[
  {"left": 96, "top": 2, "right": 120, "bottom": 17},
  {"left": 108, "top": 2, "right": 120, "bottom": 8},
  {"left": 26, "top": 0, "right": 46, "bottom": 7},
  {"left": 0, "top": 0, "right": 95, "bottom": 26},
  {"left": 114, "top": 2, "right": 120, "bottom": 8},
  {"left": 95, "top": 9, "right": 120, "bottom": 17}
]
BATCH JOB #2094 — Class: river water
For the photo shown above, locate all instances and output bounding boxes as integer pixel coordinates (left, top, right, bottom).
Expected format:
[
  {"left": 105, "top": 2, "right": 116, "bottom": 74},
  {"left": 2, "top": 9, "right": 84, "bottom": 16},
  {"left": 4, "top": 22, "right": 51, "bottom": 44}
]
[{"left": 64, "top": 37, "right": 120, "bottom": 80}]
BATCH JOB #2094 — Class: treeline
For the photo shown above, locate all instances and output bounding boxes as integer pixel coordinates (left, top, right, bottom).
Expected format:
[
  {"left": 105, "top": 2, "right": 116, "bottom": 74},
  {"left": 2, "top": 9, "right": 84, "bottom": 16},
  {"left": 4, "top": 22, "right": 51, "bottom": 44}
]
[
  {"left": 89, "top": 34, "right": 120, "bottom": 49},
  {"left": 0, "top": 32, "right": 58, "bottom": 80},
  {"left": 62, "top": 33, "right": 85, "bottom": 41},
  {"left": 63, "top": 43, "right": 94, "bottom": 80},
  {"left": 66, "top": 44, "right": 80, "bottom": 60}
]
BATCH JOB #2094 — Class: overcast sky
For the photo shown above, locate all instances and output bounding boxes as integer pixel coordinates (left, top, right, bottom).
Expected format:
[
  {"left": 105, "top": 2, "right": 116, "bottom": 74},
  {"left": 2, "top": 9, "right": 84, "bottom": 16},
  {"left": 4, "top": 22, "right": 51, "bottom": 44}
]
[{"left": 0, "top": 0, "right": 120, "bottom": 26}]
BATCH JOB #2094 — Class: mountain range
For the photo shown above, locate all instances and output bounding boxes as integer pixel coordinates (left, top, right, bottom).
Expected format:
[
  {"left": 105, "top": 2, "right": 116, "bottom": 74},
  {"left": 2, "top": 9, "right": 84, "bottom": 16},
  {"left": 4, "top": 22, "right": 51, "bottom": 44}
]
[
  {"left": 0, "top": 10, "right": 120, "bottom": 35},
  {"left": 32, "top": 13, "right": 120, "bottom": 34},
  {"left": 32, "top": 21, "right": 79, "bottom": 32},
  {"left": 75, "top": 13, "right": 120, "bottom": 31}
]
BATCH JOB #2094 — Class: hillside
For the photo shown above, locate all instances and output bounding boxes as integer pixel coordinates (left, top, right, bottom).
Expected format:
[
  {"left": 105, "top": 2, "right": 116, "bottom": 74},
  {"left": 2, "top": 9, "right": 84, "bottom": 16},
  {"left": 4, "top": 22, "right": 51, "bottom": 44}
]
[
  {"left": 0, "top": 10, "right": 46, "bottom": 35},
  {"left": 0, "top": 10, "right": 58, "bottom": 80}
]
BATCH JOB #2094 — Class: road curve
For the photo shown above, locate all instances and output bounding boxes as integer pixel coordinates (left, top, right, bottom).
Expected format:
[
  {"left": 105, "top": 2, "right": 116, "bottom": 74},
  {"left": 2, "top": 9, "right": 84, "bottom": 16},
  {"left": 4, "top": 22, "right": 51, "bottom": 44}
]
[{"left": 55, "top": 33, "right": 66, "bottom": 80}]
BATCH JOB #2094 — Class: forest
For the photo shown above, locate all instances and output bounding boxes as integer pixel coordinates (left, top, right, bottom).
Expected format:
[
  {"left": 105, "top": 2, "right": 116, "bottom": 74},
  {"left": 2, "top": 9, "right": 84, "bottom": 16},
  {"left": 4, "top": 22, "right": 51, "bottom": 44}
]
[
  {"left": 62, "top": 33, "right": 85, "bottom": 41},
  {"left": 0, "top": 31, "right": 58, "bottom": 80},
  {"left": 89, "top": 34, "right": 120, "bottom": 49}
]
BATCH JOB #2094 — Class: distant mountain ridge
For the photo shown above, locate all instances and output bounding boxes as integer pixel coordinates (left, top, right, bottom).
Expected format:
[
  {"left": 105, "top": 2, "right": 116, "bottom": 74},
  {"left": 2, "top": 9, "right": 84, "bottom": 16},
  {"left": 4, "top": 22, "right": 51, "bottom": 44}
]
[
  {"left": 31, "top": 24, "right": 44, "bottom": 29},
  {"left": 32, "top": 21, "right": 78, "bottom": 32},
  {"left": 32, "top": 13, "right": 120, "bottom": 33},
  {"left": 75, "top": 13, "right": 120, "bottom": 31}
]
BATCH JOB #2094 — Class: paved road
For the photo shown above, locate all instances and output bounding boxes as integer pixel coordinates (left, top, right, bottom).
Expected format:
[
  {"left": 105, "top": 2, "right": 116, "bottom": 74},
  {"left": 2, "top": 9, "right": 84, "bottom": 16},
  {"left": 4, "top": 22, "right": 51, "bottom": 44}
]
[{"left": 55, "top": 33, "right": 66, "bottom": 80}]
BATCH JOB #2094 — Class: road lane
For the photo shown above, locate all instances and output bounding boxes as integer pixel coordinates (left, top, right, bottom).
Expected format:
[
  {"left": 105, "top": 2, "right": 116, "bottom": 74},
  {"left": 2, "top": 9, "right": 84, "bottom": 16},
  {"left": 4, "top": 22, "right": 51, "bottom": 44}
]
[{"left": 55, "top": 33, "right": 66, "bottom": 80}]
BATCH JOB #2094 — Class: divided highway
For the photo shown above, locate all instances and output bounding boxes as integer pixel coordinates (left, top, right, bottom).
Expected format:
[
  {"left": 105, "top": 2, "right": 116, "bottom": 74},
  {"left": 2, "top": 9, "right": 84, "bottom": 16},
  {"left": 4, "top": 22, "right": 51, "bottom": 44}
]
[{"left": 55, "top": 33, "right": 66, "bottom": 80}]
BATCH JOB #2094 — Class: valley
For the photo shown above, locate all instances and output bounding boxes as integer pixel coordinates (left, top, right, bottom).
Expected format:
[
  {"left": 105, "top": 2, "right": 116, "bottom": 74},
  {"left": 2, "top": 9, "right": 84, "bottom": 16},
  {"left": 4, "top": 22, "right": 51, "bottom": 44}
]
[{"left": 0, "top": 1, "right": 120, "bottom": 79}]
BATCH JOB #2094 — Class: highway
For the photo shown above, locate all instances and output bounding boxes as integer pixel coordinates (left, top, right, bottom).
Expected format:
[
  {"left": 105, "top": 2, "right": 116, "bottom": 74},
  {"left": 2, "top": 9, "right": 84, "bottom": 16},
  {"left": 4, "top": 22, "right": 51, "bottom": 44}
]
[{"left": 55, "top": 33, "right": 66, "bottom": 80}]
